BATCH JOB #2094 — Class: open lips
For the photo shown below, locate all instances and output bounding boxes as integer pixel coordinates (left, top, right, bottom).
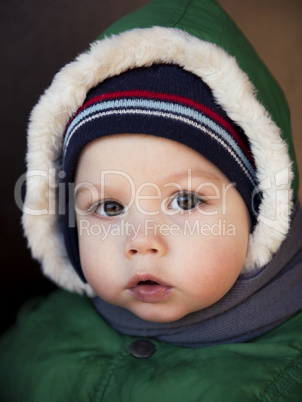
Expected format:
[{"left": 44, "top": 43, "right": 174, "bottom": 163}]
[{"left": 127, "top": 276, "right": 173, "bottom": 302}]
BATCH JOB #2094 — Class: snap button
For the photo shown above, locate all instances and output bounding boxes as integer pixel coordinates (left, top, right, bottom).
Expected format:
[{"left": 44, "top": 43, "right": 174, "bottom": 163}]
[{"left": 129, "top": 340, "right": 156, "bottom": 358}]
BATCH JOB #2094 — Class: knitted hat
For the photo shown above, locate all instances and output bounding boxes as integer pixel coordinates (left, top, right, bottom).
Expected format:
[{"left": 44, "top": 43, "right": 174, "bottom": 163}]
[{"left": 62, "top": 64, "right": 259, "bottom": 282}]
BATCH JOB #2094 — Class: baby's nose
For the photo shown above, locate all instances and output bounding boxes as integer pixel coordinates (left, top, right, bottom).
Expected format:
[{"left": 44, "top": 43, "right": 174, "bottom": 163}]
[{"left": 124, "top": 219, "right": 167, "bottom": 258}]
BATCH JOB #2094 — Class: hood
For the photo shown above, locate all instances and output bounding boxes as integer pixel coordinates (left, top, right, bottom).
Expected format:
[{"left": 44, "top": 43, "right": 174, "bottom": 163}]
[{"left": 23, "top": 0, "right": 299, "bottom": 295}]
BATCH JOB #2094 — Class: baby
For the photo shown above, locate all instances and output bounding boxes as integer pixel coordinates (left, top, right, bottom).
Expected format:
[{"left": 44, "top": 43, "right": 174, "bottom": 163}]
[
  {"left": 62, "top": 64, "right": 252, "bottom": 327},
  {"left": 1, "top": 0, "right": 302, "bottom": 400},
  {"left": 74, "top": 132, "right": 249, "bottom": 323}
]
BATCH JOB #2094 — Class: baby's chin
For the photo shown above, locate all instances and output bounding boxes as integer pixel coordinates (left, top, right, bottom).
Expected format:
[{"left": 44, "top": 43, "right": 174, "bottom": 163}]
[{"left": 125, "top": 302, "right": 201, "bottom": 323}]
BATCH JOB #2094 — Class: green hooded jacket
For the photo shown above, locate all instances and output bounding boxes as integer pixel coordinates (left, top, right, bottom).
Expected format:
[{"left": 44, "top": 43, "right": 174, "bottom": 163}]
[{"left": 0, "top": 290, "right": 302, "bottom": 401}]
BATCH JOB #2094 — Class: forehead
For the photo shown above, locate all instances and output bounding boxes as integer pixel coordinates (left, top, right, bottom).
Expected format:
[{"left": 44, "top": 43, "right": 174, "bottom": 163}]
[{"left": 74, "top": 134, "right": 228, "bottom": 185}]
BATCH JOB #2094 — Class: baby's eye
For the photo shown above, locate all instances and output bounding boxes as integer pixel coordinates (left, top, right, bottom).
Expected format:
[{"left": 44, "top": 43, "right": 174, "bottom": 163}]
[
  {"left": 94, "top": 200, "right": 125, "bottom": 217},
  {"left": 169, "top": 191, "right": 204, "bottom": 211}
]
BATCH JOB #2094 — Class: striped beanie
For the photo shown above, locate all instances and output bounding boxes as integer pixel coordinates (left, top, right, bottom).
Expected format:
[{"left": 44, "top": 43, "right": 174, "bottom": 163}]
[{"left": 62, "top": 64, "right": 259, "bottom": 281}]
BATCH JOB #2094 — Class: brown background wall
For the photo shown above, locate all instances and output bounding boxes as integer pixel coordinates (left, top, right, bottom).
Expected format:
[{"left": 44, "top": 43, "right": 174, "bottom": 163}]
[{"left": 0, "top": 0, "right": 301, "bottom": 333}]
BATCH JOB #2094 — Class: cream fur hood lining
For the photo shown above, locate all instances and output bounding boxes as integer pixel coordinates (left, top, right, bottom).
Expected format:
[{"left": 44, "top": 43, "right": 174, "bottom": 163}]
[{"left": 23, "top": 27, "right": 293, "bottom": 295}]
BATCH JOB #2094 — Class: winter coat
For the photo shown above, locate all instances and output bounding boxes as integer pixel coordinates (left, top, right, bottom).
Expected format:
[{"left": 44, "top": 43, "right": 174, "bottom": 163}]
[
  {"left": 0, "top": 289, "right": 302, "bottom": 401},
  {"left": 1, "top": 0, "right": 302, "bottom": 400}
]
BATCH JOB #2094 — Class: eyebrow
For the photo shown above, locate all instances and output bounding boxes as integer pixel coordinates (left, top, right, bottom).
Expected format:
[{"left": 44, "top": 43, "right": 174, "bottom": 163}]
[
  {"left": 74, "top": 183, "right": 102, "bottom": 199},
  {"left": 163, "top": 169, "right": 225, "bottom": 184},
  {"left": 75, "top": 169, "right": 225, "bottom": 199}
]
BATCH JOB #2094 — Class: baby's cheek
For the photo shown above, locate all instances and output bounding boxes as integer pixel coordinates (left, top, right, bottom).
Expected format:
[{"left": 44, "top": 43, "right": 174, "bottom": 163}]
[
  {"left": 206, "top": 240, "right": 243, "bottom": 284},
  {"left": 82, "top": 264, "right": 114, "bottom": 300}
]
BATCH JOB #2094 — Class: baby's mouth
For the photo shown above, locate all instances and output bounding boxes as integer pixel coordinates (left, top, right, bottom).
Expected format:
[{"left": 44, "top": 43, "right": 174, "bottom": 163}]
[
  {"left": 127, "top": 276, "right": 173, "bottom": 303},
  {"left": 137, "top": 280, "right": 158, "bottom": 285}
]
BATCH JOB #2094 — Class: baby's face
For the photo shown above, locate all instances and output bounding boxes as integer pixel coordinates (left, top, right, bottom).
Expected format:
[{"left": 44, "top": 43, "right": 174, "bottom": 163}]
[{"left": 75, "top": 134, "right": 250, "bottom": 322}]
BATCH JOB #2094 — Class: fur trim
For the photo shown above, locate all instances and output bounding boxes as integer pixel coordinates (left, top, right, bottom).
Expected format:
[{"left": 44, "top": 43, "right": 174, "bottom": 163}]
[{"left": 23, "top": 27, "right": 293, "bottom": 294}]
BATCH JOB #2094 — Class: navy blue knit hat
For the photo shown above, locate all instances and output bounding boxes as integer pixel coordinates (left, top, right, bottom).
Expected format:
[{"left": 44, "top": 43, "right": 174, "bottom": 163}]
[{"left": 62, "top": 64, "right": 258, "bottom": 282}]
